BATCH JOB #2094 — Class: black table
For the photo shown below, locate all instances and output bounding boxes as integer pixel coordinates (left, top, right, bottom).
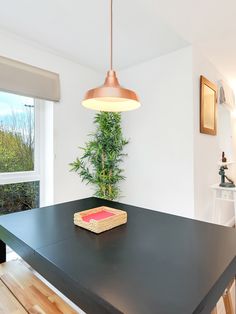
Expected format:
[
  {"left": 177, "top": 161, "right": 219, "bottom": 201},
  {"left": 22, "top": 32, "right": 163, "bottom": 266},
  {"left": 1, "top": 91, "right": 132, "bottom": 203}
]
[{"left": 0, "top": 197, "right": 235, "bottom": 314}]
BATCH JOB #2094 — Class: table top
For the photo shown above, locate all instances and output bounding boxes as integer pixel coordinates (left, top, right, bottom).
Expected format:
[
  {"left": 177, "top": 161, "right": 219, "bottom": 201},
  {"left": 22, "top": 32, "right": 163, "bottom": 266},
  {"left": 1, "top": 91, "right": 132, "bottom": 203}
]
[{"left": 0, "top": 197, "right": 235, "bottom": 314}]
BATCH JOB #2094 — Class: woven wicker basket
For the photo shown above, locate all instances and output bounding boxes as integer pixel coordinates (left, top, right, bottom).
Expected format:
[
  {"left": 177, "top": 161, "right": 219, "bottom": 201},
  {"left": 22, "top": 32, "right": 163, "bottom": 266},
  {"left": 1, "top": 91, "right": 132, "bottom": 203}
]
[{"left": 74, "top": 206, "right": 127, "bottom": 234}]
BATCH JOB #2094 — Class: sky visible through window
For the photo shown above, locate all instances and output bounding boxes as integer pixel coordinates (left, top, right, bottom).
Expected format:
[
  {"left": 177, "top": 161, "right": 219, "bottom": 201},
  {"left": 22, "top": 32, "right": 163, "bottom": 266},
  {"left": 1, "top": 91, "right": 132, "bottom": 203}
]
[{"left": 0, "top": 91, "right": 34, "bottom": 131}]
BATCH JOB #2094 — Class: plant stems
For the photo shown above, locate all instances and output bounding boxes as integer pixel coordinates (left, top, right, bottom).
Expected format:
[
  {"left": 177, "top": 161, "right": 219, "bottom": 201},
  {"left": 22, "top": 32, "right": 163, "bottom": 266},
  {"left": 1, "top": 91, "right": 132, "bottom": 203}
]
[{"left": 70, "top": 112, "right": 128, "bottom": 201}]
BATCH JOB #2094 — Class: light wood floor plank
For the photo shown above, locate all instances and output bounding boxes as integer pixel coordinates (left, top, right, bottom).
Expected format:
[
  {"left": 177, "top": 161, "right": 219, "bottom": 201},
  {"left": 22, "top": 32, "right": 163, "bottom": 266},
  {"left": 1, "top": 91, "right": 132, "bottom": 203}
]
[
  {"left": 0, "top": 261, "right": 79, "bottom": 314},
  {"left": 0, "top": 280, "right": 28, "bottom": 314}
]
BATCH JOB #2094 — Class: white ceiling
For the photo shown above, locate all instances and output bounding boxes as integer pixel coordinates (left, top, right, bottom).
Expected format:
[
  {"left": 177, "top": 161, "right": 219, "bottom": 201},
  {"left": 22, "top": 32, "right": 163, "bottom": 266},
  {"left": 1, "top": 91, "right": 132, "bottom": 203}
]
[
  {"left": 0, "top": 0, "right": 235, "bottom": 84},
  {"left": 0, "top": 0, "right": 188, "bottom": 71},
  {"left": 149, "top": 0, "right": 236, "bottom": 86}
]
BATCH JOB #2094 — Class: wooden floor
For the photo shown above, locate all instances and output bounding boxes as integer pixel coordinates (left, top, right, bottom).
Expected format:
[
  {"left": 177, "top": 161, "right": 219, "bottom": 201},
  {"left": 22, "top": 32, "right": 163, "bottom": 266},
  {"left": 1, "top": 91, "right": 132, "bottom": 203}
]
[
  {"left": 0, "top": 280, "right": 27, "bottom": 314},
  {"left": 0, "top": 260, "right": 79, "bottom": 314}
]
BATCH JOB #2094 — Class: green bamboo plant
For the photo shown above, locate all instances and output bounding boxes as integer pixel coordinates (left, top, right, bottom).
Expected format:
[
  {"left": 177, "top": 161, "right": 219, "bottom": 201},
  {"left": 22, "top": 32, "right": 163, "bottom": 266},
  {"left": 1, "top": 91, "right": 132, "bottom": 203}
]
[{"left": 70, "top": 112, "right": 128, "bottom": 200}]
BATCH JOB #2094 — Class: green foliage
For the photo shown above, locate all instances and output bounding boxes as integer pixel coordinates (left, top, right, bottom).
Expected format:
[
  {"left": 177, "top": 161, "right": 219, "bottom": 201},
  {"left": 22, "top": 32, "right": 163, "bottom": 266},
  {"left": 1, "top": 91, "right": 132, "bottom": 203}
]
[
  {"left": 0, "top": 128, "right": 34, "bottom": 172},
  {"left": 70, "top": 112, "right": 128, "bottom": 200},
  {"left": 0, "top": 181, "right": 39, "bottom": 215}
]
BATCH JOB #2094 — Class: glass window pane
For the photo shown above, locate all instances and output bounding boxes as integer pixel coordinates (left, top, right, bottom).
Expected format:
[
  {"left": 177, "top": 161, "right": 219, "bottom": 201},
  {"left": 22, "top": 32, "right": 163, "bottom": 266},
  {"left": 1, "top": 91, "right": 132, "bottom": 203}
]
[
  {"left": 0, "top": 181, "right": 39, "bottom": 215},
  {"left": 0, "top": 91, "right": 35, "bottom": 173}
]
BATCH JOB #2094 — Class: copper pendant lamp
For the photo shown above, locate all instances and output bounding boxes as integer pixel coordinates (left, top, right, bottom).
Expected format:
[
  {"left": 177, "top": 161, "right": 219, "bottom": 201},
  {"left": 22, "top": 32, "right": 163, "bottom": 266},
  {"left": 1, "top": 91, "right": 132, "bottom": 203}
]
[{"left": 82, "top": 0, "right": 141, "bottom": 112}]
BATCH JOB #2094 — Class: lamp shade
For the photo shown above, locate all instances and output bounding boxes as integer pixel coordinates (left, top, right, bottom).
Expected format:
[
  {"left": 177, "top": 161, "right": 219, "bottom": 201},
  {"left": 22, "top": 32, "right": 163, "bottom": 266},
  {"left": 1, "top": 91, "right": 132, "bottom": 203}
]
[{"left": 82, "top": 70, "right": 140, "bottom": 112}]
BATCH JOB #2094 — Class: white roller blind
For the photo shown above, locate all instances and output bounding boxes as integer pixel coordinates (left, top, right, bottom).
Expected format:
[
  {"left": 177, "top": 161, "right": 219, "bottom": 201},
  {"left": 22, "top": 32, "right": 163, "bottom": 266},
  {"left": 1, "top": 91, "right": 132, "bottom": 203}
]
[{"left": 0, "top": 55, "right": 60, "bottom": 101}]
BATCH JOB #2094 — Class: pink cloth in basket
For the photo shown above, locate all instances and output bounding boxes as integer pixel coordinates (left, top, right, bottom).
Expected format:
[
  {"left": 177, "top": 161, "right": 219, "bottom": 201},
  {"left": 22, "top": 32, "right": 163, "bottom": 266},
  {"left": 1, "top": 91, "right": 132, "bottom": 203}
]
[{"left": 82, "top": 210, "right": 115, "bottom": 222}]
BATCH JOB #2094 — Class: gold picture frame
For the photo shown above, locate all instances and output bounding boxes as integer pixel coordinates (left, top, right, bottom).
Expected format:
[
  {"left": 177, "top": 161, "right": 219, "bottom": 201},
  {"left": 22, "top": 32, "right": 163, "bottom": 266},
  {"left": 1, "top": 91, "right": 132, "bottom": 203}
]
[{"left": 200, "top": 75, "right": 217, "bottom": 135}]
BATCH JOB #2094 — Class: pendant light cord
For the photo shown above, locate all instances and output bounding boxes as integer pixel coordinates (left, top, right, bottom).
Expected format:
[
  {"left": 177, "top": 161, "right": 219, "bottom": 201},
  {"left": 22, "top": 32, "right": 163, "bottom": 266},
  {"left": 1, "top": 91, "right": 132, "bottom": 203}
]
[{"left": 110, "top": 0, "right": 113, "bottom": 70}]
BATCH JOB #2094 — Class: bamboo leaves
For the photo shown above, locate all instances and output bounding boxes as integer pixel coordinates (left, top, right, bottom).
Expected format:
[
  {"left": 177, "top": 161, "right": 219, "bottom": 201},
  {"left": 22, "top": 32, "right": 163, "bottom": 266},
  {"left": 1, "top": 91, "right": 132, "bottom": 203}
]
[{"left": 70, "top": 112, "right": 128, "bottom": 200}]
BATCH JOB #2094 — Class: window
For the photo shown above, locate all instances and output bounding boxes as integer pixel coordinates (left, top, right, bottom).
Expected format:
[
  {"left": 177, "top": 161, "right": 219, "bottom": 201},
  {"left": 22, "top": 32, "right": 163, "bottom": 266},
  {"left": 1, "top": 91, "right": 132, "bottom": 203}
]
[{"left": 0, "top": 91, "right": 40, "bottom": 215}]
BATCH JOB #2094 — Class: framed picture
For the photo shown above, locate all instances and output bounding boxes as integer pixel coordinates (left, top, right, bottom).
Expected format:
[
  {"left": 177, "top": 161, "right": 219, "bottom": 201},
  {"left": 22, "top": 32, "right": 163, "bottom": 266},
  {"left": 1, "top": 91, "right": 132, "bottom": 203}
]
[{"left": 200, "top": 75, "right": 217, "bottom": 135}]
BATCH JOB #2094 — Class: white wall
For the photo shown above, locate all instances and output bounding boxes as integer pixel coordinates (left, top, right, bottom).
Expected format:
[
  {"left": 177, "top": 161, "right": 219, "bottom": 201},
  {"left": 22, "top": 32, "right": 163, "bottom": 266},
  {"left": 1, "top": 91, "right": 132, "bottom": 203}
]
[
  {"left": 119, "top": 47, "right": 195, "bottom": 218},
  {"left": 118, "top": 46, "right": 235, "bottom": 224},
  {"left": 192, "top": 48, "right": 235, "bottom": 225},
  {"left": 232, "top": 112, "right": 236, "bottom": 183},
  {"left": 0, "top": 30, "right": 101, "bottom": 204}
]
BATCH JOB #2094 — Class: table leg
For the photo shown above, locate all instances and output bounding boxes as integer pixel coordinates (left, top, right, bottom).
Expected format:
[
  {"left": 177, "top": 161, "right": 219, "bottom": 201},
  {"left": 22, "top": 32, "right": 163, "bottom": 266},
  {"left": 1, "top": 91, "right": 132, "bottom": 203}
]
[
  {"left": 223, "top": 279, "right": 234, "bottom": 314},
  {"left": 212, "top": 190, "right": 217, "bottom": 223},
  {"left": 211, "top": 307, "right": 217, "bottom": 314},
  {"left": 0, "top": 240, "right": 6, "bottom": 263},
  {"left": 233, "top": 192, "right": 236, "bottom": 227}
]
